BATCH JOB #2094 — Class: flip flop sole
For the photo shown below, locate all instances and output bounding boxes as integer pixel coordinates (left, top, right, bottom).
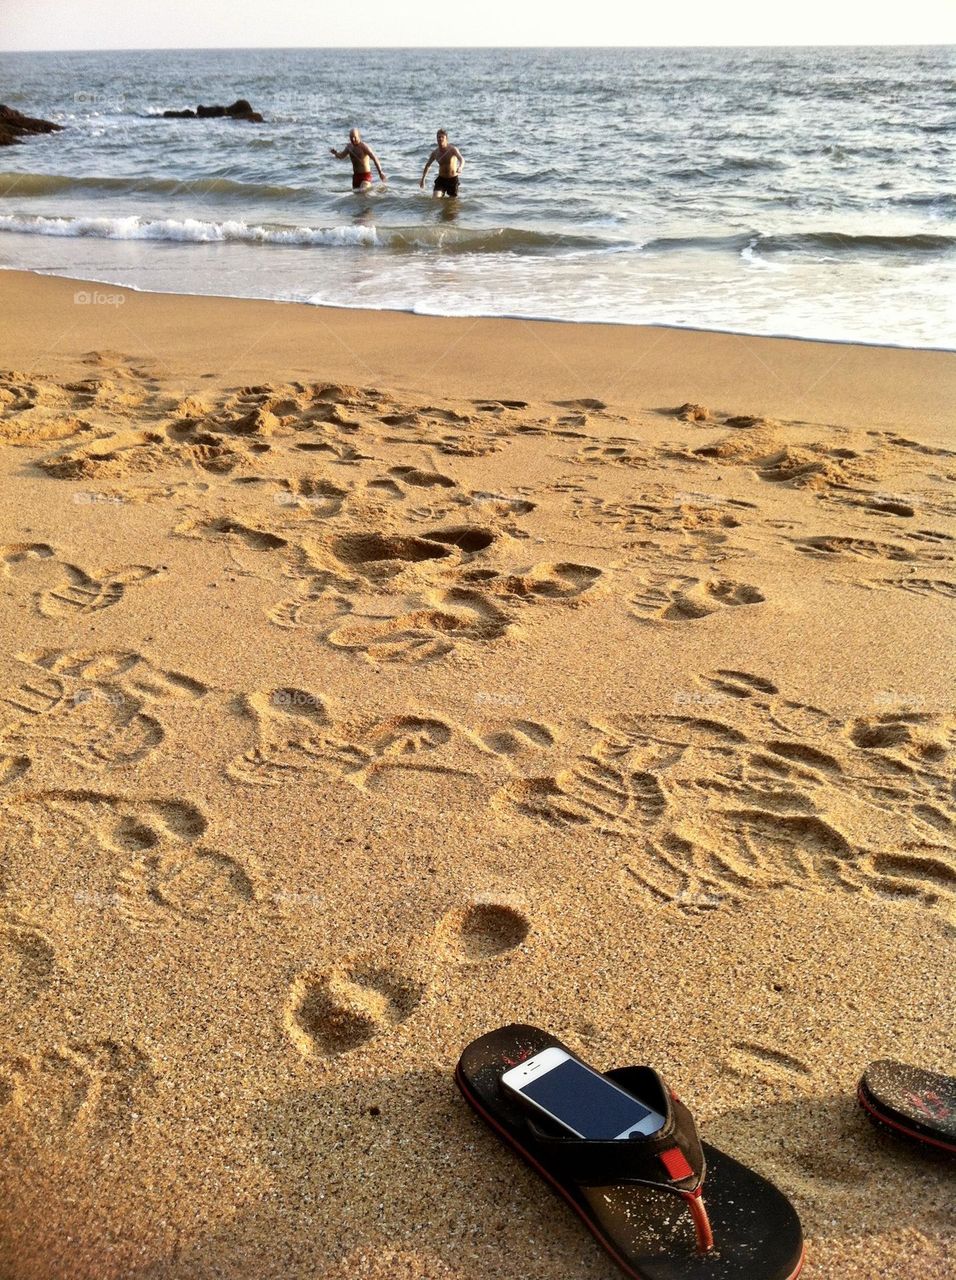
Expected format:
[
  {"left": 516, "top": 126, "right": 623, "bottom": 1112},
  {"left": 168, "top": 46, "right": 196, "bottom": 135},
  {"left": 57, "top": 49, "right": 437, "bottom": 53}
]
[
  {"left": 857, "top": 1083, "right": 956, "bottom": 1155},
  {"left": 457, "top": 1065, "right": 805, "bottom": 1280},
  {"left": 456, "top": 1025, "right": 805, "bottom": 1280}
]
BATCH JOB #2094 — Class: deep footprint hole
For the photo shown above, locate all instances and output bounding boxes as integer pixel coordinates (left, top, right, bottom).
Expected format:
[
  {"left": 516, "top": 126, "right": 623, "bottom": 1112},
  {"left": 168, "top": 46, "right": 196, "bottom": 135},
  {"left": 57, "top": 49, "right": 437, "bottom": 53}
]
[
  {"left": 332, "top": 532, "right": 452, "bottom": 564},
  {"left": 113, "top": 817, "right": 161, "bottom": 851},
  {"left": 455, "top": 902, "right": 531, "bottom": 959},
  {"left": 292, "top": 981, "right": 378, "bottom": 1055},
  {"left": 424, "top": 527, "right": 496, "bottom": 553}
]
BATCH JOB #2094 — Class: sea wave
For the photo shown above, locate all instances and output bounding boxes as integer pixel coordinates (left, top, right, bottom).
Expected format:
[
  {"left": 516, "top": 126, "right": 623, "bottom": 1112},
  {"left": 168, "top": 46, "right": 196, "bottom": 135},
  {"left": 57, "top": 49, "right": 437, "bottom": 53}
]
[
  {"left": 0, "top": 211, "right": 951, "bottom": 261},
  {"left": 891, "top": 192, "right": 956, "bottom": 213},
  {"left": 762, "top": 231, "right": 956, "bottom": 254},
  {"left": 0, "top": 212, "right": 624, "bottom": 255},
  {"left": 666, "top": 155, "right": 787, "bottom": 180},
  {"left": 644, "top": 230, "right": 956, "bottom": 257}
]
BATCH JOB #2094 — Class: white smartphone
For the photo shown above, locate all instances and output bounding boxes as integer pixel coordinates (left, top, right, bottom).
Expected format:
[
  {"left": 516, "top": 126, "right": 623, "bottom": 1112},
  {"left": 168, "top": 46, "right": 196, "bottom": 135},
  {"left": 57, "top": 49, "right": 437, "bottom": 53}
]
[{"left": 501, "top": 1046, "right": 666, "bottom": 1140}]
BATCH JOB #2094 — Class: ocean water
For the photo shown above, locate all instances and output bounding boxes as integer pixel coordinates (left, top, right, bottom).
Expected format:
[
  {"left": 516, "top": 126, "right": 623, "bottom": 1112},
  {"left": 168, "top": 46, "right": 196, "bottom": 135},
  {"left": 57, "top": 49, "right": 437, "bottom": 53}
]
[{"left": 1, "top": 46, "right": 954, "bottom": 347}]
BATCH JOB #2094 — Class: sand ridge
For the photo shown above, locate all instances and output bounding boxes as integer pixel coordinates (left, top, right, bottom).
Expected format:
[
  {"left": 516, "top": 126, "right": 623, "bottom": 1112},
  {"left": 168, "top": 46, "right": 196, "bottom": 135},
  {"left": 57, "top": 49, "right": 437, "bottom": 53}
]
[{"left": 0, "top": 285, "right": 954, "bottom": 1279}]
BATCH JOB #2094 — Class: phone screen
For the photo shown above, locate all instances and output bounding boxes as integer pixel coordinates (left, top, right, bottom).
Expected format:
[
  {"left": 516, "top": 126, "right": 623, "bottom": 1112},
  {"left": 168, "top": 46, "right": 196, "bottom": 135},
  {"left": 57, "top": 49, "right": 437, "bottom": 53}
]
[{"left": 520, "top": 1059, "right": 659, "bottom": 1139}]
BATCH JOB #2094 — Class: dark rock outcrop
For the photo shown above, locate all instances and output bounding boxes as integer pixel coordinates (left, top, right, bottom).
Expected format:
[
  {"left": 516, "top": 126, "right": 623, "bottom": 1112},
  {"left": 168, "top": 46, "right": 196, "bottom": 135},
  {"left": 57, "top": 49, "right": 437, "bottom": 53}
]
[
  {"left": 0, "top": 105, "right": 63, "bottom": 147},
  {"left": 162, "top": 99, "right": 263, "bottom": 123}
]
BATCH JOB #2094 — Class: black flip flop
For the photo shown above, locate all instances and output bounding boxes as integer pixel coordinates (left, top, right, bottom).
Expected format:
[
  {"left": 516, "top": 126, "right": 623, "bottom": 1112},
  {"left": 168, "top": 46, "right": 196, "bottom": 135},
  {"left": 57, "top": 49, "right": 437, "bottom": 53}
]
[
  {"left": 858, "top": 1059, "right": 956, "bottom": 1154},
  {"left": 455, "top": 1024, "right": 805, "bottom": 1280}
]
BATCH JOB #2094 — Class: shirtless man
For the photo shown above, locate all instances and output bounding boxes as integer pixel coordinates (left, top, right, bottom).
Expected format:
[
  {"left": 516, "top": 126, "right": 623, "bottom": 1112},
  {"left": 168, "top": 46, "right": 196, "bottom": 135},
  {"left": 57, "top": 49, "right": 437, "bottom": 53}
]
[
  {"left": 419, "top": 129, "right": 464, "bottom": 198},
  {"left": 330, "top": 128, "right": 386, "bottom": 190}
]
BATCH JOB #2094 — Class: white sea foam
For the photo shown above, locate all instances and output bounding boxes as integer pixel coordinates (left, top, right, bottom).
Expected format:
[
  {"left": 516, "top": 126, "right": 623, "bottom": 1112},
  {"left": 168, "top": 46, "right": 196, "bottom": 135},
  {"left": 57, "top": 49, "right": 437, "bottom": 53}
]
[
  {"left": 0, "top": 213, "right": 625, "bottom": 255},
  {"left": 740, "top": 237, "right": 783, "bottom": 272},
  {"left": 0, "top": 213, "right": 380, "bottom": 247}
]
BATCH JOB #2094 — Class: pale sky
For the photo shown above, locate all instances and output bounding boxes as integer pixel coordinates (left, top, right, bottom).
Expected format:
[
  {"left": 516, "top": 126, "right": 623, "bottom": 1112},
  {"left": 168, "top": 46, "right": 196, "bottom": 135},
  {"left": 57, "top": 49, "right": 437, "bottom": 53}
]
[{"left": 2, "top": 0, "right": 955, "bottom": 51}]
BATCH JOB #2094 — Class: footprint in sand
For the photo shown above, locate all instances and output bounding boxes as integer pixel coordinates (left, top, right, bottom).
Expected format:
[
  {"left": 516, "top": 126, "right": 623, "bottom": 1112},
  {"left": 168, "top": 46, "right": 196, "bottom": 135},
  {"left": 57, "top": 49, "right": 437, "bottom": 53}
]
[
  {"left": 698, "top": 668, "right": 779, "bottom": 700},
  {"left": 358, "top": 470, "right": 467, "bottom": 529},
  {"left": 469, "top": 398, "right": 525, "bottom": 413},
  {"left": 875, "top": 430, "right": 956, "bottom": 460},
  {"left": 21, "top": 375, "right": 510, "bottom": 480},
  {"left": 268, "top": 586, "right": 354, "bottom": 632},
  {"left": 177, "top": 513, "right": 290, "bottom": 557},
  {"left": 436, "top": 431, "right": 506, "bottom": 458},
  {"left": 227, "top": 687, "right": 366, "bottom": 787},
  {"left": 0, "top": 370, "right": 94, "bottom": 446},
  {"left": 364, "top": 476, "right": 406, "bottom": 501},
  {"left": 694, "top": 669, "right": 846, "bottom": 742},
  {"left": 795, "top": 534, "right": 953, "bottom": 564},
  {"left": 284, "top": 955, "right": 430, "bottom": 1056},
  {"left": 387, "top": 464, "right": 457, "bottom": 490},
  {"left": 246, "top": 697, "right": 582, "bottom": 806},
  {"left": 284, "top": 900, "right": 532, "bottom": 1057},
  {"left": 628, "top": 574, "right": 765, "bottom": 622},
  {"left": 0, "top": 543, "right": 163, "bottom": 618},
  {"left": 555, "top": 397, "right": 609, "bottom": 413},
  {"left": 856, "top": 496, "right": 917, "bottom": 519},
  {"left": 326, "top": 530, "right": 452, "bottom": 576},
  {"left": 495, "top": 758, "right": 668, "bottom": 835},
  {"left": 116, "top": 845, "right": 258, "bottom": 925},
  {"left": 620, "top": 794, "right": 867, "bottom": 914},
  {"left": 483, "top": 561, "right": 602, "bottom": 601},
  {"left": 39, "top": 563, "right": 162, "bottom": 619},
  {"left": 0, "top": 915, "right": 61, "bottom": 1005},
  {"left": 25, "top": 649, "right": 207, "bottom": 701},
  {"left": 721, "top": 1042, "right": 815, "bottom": 1093},
  {"left": 358, "top": 715, "right": 455, "bottom": 771},
  {"left": 272, "top": 475, "right": 350, "bottom": 517},
  {"left": 323, "top": 587, "right": 512, "bottom": 665},
  {"left": 846, "top": 712, "right": 954, "bottom": 761},
  {"left": 319, "top": 525, "right": 496, "bottom": 584},
  {"left": 863, "top": 846, "right": 956, "bottom": 909},
  {"left": 482, "top": 677, "right": 955, "bottom": 918},
  {"left": 871, "top": 577, "right": 956, "bottom": 600},
  {"left": 0, "top": 1038, "right": 156, "bottom": 1144},
  {"left": 0, "top": 674, "right": 162, "bottom": 770},
  {"left": 229, "top": 688, "right": 473, "bottom": 789},
  {"left": 476, "top": 719, "right": 556, "bottom": 756},
  {"left": 335, "top": 711, "right": 467, "bottom": 790},
  {"left": 573, "top": 442, "right": 650, "bottom": 469},
  {"left": 242, "top": 687, "right": 351, "bottom": 773},
  {"left": 1, "top": 790, "right": 256, "bottom": 928},
  {"left": 0, "top": 753, "right": 30, "bottom": 786},
  {"left": 595, "top": 496, "right": 753, "bottom": 560},
  {"left": 40, "top": 417, "right": 251, "bottom": 478},
  {"left": 433, "top": 900, "right": 531, "bottom": 962},
  {"left": 469, "top": 490, "right": 537, "bottom": 519},
  {"left": 0, "top": 649, "right": 207, "bottom": 772}
]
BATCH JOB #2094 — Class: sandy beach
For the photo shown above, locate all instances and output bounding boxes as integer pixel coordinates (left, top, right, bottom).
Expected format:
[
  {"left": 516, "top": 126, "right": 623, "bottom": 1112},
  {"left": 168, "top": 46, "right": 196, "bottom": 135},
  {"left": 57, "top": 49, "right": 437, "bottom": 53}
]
[{"left": 0, "top": 269, "right": 953, "bottom": 1279}]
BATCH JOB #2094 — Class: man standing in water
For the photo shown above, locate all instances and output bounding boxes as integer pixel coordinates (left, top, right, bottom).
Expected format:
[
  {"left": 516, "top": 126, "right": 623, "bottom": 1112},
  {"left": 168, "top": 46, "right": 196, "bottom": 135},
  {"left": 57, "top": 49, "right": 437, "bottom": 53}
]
[
  {"left": 419, "top": 129, "right": 464, "bottom": 197},
  {"left": 330, "top": 128, "right": 386, "bottom": 190}
]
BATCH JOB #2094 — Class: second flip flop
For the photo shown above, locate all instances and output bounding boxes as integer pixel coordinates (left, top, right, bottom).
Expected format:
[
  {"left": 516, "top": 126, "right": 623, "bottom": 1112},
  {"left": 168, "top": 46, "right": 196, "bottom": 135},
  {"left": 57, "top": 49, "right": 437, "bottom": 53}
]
[{"left": 858, "top": 1059, "right": 956, "bottom": 1154}]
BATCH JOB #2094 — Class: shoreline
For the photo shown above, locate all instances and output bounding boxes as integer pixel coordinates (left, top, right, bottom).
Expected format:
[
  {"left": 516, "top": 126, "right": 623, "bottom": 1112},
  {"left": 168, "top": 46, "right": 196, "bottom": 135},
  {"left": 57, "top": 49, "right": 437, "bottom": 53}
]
[
  {"left": 4, "top": 270, "right": 955, "bottom": 440},
  {"left": 6, "top": 262, "right": 956, "bottom": 356}
]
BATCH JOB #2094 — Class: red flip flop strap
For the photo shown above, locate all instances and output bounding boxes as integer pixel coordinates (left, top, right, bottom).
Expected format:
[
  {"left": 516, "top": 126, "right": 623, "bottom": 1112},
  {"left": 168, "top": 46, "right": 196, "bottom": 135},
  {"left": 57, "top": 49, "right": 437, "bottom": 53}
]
[{"left": 681, "top": 1187, "right": 715, "bottom": 1253}]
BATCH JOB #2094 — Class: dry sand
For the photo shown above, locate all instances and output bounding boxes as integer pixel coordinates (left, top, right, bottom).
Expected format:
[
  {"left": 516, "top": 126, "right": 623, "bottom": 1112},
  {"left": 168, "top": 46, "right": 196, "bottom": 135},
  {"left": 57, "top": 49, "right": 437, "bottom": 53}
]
[{"left": 0, "top": 270, "right": 953, "bottom": 1279}]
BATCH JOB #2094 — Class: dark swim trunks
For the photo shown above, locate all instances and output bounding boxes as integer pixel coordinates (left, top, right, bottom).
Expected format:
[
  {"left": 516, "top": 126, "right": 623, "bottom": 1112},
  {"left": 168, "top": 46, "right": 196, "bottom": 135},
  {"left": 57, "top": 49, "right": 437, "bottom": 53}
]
[
  {"left": 434, "top": 174, "right": 460, "bottom": 197},
  {"left": 352, "top": 171, "right": 372, "bottom": 189}
]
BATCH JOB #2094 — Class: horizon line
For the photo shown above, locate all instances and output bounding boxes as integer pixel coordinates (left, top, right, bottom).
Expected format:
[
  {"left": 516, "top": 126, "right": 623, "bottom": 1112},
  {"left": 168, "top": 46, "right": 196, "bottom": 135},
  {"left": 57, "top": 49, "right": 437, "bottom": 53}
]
[{"left": 3, "top": 41, "right": 955, "bottom": 54}]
